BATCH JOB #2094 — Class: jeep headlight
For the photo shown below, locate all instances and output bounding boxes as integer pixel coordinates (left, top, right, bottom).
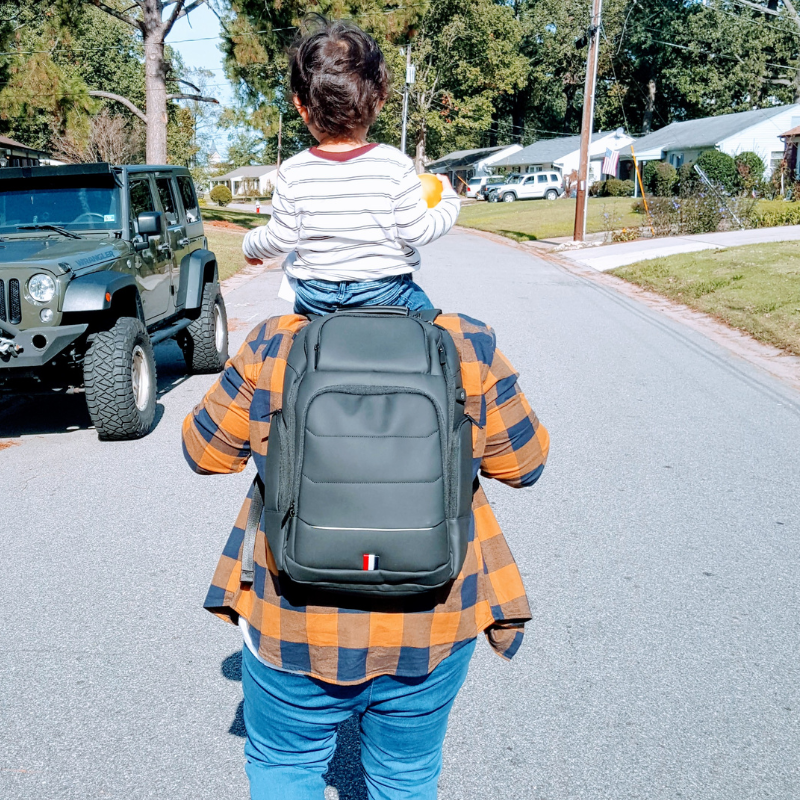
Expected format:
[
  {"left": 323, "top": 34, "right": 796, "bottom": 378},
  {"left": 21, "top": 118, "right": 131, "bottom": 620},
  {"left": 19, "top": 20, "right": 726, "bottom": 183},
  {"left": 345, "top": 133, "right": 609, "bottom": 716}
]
[{"left": 28, "top": 273, "right": 56, "bottom": 303}]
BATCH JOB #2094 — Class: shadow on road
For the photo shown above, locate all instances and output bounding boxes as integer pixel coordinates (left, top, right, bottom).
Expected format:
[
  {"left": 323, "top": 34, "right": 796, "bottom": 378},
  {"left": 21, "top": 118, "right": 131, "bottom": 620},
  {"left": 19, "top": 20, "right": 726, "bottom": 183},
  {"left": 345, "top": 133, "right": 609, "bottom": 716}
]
[
  {"left": 0, "top": 340, "right": 188, "bottom": 439},
  {"left": 221, "top": 650, "right": 368, "bottom": 800}
]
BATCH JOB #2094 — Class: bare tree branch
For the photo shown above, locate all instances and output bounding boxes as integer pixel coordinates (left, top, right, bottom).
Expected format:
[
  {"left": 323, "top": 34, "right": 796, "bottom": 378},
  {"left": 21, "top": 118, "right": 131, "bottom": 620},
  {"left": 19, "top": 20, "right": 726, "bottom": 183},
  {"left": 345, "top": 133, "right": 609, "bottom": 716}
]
[
  {"left": 164, "top": 0, "right": 207, "bottom": 36},
  {"left": 174, "top": 0, "right": 207, "bottom": 23},
  {"left": 733, "top": 0, "right": 780, "bottom": 15},
  {"left": 88, "top": 0, "right": 141, "bottom": 30},
  {"left": 88, "top": 91, "right": 148, "bottom": 123},
  {"left": 176, "top": 78, "right": 201, "bottom": 93},
  {"left": 166, "top": 93, "right": 219, "bottom": 104},
  {"left": 163, "top": 0, "right": 187, "bottom": 36}
]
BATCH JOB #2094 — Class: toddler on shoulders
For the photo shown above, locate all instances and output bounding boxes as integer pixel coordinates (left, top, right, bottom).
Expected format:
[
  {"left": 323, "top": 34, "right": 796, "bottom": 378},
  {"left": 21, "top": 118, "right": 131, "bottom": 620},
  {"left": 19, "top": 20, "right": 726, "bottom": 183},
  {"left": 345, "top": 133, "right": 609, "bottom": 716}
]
[{"left": 242, "top": 18, "right": 460, "bottom": 316}]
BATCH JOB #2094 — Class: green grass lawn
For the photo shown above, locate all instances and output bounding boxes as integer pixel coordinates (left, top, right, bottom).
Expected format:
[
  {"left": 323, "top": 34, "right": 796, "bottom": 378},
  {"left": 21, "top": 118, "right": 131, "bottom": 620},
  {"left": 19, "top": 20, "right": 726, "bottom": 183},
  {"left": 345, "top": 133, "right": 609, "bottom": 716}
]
[
  {"left": 457, "top": 197, "right": 794, "bottom": 242},
  {"left": 611, "top": 241, "right": 800, "bottom": 355},
  {"left": 457, "top": 197, "right": 643, "bottom": 241},
  {"left": 200, "top": 204, "right": 267, "bottom": 230},
  {"left": 205, "top": 228, "right": 251, "bottom": 282}
]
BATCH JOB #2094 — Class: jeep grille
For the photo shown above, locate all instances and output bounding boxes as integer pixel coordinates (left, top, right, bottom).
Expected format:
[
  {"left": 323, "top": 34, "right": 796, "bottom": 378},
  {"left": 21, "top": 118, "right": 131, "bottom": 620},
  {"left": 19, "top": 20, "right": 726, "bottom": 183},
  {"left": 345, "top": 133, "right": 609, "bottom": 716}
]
[
  {"left": 0, "top": 279, "right": 5, "bottom": 322},
  {"left": 9, "top": 278, "right": 21, "bottom": 325}
]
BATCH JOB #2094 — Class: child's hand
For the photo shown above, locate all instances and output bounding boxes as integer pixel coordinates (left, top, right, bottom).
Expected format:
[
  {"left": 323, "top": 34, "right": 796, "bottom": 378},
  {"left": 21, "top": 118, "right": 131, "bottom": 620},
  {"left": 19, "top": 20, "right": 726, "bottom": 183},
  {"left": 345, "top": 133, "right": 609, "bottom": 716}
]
[
  {"left": 245, "top": 256, "right": 263, "bottom": 266},
  {"left": 436, "top": 174, "right": 453, "bottom": 192}
]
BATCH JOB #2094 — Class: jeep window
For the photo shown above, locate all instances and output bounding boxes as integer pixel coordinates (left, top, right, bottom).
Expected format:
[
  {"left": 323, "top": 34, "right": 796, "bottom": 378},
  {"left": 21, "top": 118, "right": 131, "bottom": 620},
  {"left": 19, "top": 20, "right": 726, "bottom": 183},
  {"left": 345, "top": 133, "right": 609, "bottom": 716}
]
[
  {"left": 0, "top": 178, "right": 121, "bottom": 234},
  {"left": 129, "top": 178, "right": 156, "bottom": 230},
  {"left": 176, "top": 176, "right": 200, "bottom": 223},
  {"left": 156, "top": 178, "right": 179, "bottom": 225}
]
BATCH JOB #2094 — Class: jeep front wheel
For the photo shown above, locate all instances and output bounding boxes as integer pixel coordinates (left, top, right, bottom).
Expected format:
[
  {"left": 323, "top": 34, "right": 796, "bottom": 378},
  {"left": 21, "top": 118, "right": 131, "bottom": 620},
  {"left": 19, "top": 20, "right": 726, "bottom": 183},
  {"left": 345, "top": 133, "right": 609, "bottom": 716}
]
[
  {"left": 179, "top": 282, "right": 228, "bottom": 373},
  {"left": 83, "top": 317, "right": 157, "bottom": 440}
]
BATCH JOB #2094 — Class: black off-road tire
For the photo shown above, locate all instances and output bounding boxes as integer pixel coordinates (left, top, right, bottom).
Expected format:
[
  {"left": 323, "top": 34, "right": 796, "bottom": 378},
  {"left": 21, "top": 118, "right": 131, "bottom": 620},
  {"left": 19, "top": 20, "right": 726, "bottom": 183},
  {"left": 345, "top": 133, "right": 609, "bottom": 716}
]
[
  {"left": 83, "top": 317, "right": 157, "bottom": 440},
  {"left": 179, "top": 282, "right": 228, "bottom": 373},
  {"left": 545, "top": 189, "right": 559, "bottom": 200}
]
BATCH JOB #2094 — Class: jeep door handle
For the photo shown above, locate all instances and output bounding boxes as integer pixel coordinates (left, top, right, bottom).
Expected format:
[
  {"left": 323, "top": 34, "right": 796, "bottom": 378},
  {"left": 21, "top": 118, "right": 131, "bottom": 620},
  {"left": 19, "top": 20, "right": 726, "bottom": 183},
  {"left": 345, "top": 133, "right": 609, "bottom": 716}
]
[{"left": 177, "top": 237, "right": 190, "bottom": 247}]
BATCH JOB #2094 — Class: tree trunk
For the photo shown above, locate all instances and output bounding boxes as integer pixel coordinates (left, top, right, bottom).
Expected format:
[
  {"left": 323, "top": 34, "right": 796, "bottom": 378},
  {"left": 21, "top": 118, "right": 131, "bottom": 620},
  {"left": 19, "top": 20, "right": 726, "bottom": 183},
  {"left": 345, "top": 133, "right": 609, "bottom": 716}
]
[
  {"left": 144, "top": 27, "right": 168, "bottom": 164},
  {"left": 511, "top": 91, "right": 527, "bottom": 144},
  {"left": 642, "top": 78, "right": 656, "bottom": 134},
  {"left": 414, "top": 121, "right": 426, "bottom": 174}
]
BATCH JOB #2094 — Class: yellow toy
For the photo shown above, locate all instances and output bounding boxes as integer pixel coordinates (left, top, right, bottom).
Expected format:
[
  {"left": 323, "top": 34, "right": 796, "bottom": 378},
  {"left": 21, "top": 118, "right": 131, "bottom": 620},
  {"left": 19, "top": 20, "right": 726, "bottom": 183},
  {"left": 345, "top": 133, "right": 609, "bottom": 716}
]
[{"left": 419, "top": 173, "right": 443, "bottom": 208}]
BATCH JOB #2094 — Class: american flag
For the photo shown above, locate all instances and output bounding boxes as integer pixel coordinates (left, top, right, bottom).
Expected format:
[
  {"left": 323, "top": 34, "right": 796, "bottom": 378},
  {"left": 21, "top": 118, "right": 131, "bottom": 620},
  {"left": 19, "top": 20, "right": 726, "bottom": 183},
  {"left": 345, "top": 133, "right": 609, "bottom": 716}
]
[{"left": 602, "top": 148, "right": 620, "bottom": 176}]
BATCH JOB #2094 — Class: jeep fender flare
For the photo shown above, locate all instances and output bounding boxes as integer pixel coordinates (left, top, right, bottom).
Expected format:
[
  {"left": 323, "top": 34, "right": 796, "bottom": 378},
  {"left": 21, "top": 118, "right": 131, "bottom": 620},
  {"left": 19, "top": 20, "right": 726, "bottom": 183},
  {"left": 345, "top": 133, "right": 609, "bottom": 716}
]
[
  {"left": 177, "top": 249, "right": 218, "bottom": 311},
  {"left": 62, "top": 272, "right": 140, "bottom": 316}
]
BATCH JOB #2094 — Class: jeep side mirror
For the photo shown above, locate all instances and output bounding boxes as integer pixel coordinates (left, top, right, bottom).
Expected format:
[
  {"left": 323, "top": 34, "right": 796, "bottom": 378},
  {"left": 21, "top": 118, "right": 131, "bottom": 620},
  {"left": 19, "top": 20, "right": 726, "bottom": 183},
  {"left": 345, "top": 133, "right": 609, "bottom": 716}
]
[{"left": 137, "top": 211, "right": 163, "bottom": 237}]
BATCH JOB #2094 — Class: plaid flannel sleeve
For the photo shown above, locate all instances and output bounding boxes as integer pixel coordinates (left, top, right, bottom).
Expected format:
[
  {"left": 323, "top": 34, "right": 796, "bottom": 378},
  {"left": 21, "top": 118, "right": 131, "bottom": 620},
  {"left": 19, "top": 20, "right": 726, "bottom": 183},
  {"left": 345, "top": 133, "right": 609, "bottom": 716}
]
[
  {"left": 182, "top": 319, "right": 290, "bottom": 475},
  {"left": 480, "top": 346, "right": 550, "bottom": 488}
]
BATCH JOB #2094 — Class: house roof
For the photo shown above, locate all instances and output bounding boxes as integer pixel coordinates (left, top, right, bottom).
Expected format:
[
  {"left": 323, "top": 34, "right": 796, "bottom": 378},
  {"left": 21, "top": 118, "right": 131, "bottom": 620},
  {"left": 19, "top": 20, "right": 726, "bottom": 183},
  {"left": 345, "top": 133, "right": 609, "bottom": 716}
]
[
  {"left": 781, "top": 125, "right": 800, "bottom": 137},
  {"left": 426, "top": 145, "right": 510, "bottom": 172},
  {"left": 491, "top": 133, "right": 606, "bottom": 168},
  {"left": 212, "top": 164, "right": 277, "bottom": 181},
  {"left": 622, "top": 105, "right": 797, "bottom": 157},
  {"left": 0, "top": 135, "right": 49, "bottom": 155}
]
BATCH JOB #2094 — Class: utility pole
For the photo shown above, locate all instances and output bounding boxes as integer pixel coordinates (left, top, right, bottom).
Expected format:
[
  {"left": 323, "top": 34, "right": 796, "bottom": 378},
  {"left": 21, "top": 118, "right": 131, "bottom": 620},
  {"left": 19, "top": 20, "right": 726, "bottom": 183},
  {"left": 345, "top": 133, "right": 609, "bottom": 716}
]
[
  {"left": 573, "top": 0, "right": 603, "bottom": 242},
  {"left": 400, "top": 44, "right": 413, "bottom": 155},
  {"left": 276, "top": 112, "right": 283, "bottom": 171}
]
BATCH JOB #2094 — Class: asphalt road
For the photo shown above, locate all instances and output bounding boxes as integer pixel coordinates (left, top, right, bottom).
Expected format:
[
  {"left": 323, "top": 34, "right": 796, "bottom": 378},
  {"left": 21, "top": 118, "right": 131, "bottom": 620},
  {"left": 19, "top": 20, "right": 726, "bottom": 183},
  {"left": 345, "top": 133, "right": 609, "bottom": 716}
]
[{"left": 2, "top": 229, "right": 799, "bottom": 799}]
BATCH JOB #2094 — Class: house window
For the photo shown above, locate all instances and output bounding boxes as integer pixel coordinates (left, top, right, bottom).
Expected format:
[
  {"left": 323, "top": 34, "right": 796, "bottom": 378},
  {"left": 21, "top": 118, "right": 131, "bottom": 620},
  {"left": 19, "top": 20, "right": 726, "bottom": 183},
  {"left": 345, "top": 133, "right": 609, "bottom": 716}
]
[{"left": 771, "top": 150, "right": 785, "bottom": 175}]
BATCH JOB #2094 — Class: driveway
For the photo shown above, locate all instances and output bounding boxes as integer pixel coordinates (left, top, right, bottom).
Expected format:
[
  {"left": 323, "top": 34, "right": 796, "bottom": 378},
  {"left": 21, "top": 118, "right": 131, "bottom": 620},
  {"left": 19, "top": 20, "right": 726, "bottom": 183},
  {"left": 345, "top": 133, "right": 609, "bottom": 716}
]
[{"left": 2, "top": 230, "right": 798, "bottom": 799}]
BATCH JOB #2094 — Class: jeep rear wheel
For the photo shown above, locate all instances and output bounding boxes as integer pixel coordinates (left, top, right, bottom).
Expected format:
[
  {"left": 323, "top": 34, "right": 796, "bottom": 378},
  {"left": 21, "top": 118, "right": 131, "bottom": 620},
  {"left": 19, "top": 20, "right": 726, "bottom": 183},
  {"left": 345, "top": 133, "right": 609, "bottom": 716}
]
[
  {"left": 179, "top": 282, "right": 228, "bottom": 373},
  {"left": 83, "top": 317, "right": 157, "bottom": 440}
]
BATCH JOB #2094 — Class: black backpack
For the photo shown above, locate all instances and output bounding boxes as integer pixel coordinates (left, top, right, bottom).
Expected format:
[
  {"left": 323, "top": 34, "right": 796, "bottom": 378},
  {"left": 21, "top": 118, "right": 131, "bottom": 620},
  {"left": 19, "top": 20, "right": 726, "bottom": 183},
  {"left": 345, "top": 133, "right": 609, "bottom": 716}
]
[{"left": 240, "top": 306, "right": 474, "bottom": 596}]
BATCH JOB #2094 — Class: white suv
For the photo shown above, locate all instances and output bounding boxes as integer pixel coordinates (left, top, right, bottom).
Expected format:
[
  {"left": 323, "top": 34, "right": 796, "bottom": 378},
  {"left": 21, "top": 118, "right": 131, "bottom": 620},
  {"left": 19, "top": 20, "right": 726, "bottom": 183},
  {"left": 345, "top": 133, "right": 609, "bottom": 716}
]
[{"left": 496, "top": 172, "right": 562, "bottom": 202}]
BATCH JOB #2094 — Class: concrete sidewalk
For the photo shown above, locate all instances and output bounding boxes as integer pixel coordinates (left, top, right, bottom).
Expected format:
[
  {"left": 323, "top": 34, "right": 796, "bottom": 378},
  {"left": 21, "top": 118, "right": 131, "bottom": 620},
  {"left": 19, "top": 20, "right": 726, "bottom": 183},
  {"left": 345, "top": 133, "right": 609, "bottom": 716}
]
[{"left": 553, "top": 224, "right": 800, "bottom": 271}]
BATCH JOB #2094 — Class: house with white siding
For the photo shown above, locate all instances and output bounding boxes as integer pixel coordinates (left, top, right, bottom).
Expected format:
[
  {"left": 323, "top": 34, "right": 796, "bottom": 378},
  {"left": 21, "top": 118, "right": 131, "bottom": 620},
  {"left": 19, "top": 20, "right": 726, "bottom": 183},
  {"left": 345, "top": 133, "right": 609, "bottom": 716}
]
[
  {"left": 489, "top": 129, "right": 635, "bottom": 182},
  {"left": 209, "top": 165, "right": 278, "bottom": 197},
  {"left": 425, "top": 144, "right": 522, "bottom": 189},
  {"left": 618, "top": 104, "right": 800, "bottom": 182}
]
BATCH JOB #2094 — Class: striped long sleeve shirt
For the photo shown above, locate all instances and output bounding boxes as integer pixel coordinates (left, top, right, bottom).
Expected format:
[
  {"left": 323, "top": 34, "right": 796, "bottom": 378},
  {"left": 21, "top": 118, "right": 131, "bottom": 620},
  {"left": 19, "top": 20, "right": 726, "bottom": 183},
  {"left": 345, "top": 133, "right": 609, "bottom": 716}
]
[
  {"left": 182, "top": 313, "right": 550, "bottom": 686},
  {"left": 242, "top": 143, "right": 461, "bottom": 282}
]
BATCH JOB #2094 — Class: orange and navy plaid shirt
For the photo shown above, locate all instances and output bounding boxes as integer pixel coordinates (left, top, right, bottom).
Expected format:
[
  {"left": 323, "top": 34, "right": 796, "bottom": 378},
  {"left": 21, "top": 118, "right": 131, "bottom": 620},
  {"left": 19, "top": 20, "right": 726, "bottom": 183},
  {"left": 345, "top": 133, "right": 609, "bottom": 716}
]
[{"left": 182, "top": 313, "right": 549, "bottom": 686}]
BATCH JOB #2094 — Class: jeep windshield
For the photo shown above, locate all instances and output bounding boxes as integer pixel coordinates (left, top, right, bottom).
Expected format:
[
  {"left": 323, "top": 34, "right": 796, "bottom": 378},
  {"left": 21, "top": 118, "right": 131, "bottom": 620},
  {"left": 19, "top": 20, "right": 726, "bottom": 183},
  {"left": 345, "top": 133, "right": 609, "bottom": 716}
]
[{"left": 0, "top": 175, "right": 122, "bottom": 235}]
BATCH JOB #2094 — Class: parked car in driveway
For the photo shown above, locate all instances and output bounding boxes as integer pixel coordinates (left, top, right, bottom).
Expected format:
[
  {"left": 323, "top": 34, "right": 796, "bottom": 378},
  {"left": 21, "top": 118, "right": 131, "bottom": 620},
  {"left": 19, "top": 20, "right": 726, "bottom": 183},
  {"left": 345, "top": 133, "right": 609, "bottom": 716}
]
[
  {"left": 478, "top": 175, "right": 506, "bottom": 200},
  {"left": 488, "top": 172, "right": 563, "bottom": 203}
]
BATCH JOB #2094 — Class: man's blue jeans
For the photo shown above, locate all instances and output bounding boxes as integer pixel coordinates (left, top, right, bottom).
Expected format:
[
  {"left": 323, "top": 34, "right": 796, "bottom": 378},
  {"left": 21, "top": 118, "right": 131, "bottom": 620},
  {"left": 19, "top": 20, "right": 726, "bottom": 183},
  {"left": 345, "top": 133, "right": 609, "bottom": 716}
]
[
  {"left": 293, "top": 274, "right": 434, "bottom": 316},
  {"left": 241, "top": 639, "right": 476, "bottom": 799}
]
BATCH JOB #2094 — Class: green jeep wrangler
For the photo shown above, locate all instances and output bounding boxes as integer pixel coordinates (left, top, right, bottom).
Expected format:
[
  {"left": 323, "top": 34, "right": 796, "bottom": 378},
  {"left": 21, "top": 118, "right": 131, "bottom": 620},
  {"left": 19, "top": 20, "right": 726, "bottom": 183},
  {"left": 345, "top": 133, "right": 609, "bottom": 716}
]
[{"left": 0, "top": 163, "right": 228, "bottom": 440}]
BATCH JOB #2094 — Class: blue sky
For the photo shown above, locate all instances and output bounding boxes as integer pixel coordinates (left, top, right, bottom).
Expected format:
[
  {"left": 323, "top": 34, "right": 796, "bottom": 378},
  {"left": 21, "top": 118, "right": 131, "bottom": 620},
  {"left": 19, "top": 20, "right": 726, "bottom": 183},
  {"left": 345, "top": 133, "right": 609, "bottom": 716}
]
[{"left": 168, "top": 5, "right": 236, "bottom": 155}]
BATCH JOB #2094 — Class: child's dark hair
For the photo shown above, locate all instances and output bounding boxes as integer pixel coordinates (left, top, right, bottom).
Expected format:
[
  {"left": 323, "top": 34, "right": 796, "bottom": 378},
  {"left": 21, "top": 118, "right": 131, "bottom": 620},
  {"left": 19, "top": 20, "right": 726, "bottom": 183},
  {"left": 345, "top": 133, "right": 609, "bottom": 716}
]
[{"left": 290, "top": 18, "right": 390, "bottom": 138}]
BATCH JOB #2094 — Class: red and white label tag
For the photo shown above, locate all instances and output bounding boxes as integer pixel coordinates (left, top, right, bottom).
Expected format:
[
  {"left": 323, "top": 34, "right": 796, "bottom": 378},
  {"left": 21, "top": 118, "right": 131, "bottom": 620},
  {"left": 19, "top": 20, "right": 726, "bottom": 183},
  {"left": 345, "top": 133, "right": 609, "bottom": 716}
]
[{"left": 362, "top": 554, "right": 379, "bottom": 571}]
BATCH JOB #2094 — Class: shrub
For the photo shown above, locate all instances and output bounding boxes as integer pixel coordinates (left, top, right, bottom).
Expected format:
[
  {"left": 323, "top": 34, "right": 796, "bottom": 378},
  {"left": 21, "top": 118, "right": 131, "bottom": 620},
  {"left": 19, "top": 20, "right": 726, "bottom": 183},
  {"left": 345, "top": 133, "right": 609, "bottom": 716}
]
[
  {"left": 655, "top": 162, "right": 678, "bottom": 196},
  {"left": 677, "top": 162, "right": 699, "bottom": 196},
  {"left": 630, "top": 193, "right": 757, "bottom": 235},
  {"left": 696, "top": 150, "right": 737, "bottom": 193},
  {"left": 642, "top": 161, "right": 659, "bottom": 194},
  {"left": 755, "top": 205, "right": 800, "bottom": 228},
  {"left": 734, "top": 151, "right": 766, "bottom": 193},
  {"left": 605, "top": 178, "right": 635, "bottom": 197},
  {"left": 210, "top": 184, "right": 232, "bottom": 206},
  {"left": 592, "top": 178, "right": 634, "bottom": 197}
]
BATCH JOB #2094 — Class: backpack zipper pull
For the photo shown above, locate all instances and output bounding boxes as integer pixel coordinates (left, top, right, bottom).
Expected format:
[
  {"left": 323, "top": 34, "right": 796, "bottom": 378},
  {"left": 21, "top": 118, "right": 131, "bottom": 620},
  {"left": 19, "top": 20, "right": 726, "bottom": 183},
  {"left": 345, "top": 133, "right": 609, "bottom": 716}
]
[
  {"left": 281, "top": 502, "right": 295, "bottom": 528},
  {"left": 314, "top": 343, "right": 320, "bottom": 367}
]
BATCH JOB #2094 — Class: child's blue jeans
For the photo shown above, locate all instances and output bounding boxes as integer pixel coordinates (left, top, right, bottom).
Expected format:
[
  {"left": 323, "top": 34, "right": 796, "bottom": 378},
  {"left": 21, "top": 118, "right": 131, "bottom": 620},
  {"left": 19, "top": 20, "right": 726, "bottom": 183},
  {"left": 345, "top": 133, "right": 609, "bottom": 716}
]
[
  {"left": 242, "top": 638, "right": 476, "bottom": 799},
  {"left": 293, "top": 274, "right": 434, "bottom": 316}
]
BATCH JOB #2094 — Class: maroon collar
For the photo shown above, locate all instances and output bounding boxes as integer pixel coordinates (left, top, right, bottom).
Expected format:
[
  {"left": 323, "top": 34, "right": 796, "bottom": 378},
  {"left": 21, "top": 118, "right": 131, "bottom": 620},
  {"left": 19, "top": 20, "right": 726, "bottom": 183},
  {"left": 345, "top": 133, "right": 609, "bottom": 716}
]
[{"left": 309, "top": 143, "right": 380, "bottom": 162}]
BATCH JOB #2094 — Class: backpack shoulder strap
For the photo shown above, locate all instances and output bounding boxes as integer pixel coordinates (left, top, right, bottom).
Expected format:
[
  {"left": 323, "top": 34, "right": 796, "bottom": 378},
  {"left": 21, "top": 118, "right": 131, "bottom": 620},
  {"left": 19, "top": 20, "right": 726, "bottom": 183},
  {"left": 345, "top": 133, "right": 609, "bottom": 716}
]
[
  {"left": 240, "top": 474, "right": 264, "bottom": 585},
  {"left": 413, "top": 308, "right": 442, "bottom": 323}
]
